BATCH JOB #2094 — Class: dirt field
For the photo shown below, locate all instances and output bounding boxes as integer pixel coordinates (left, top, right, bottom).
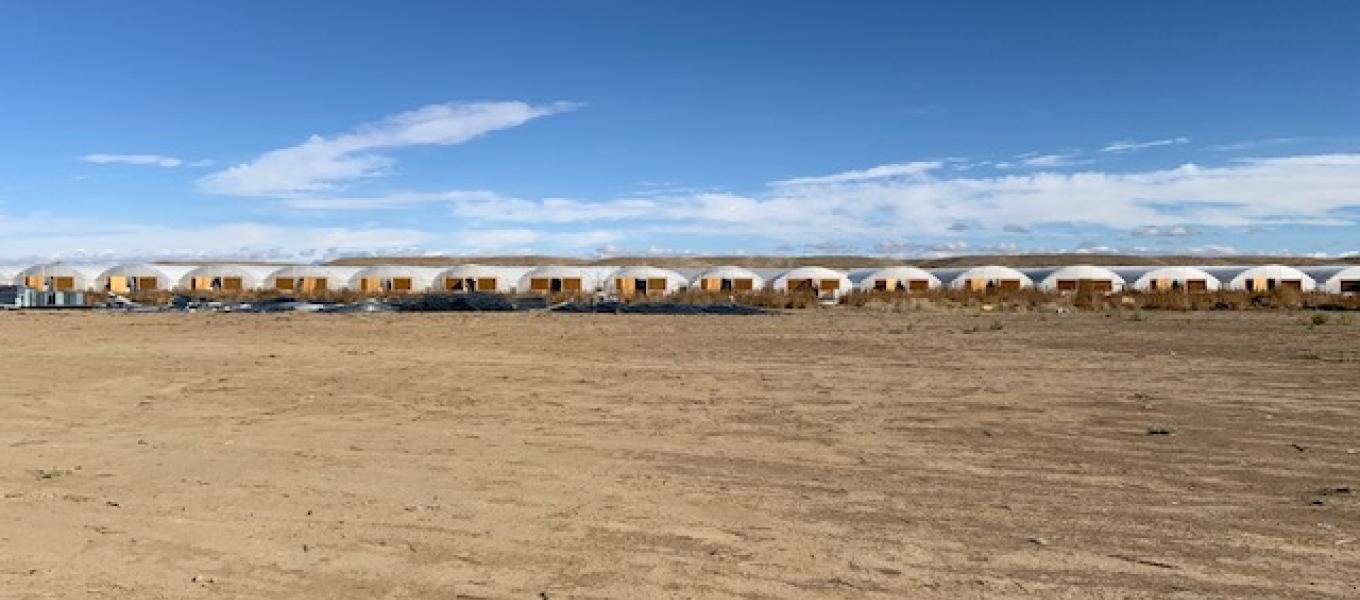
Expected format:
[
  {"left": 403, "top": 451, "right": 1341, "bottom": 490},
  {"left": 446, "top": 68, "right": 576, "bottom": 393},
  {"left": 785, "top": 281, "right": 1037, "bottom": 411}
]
[{"left": 1, "top": 310, "right": 1357, "bottom": 599}]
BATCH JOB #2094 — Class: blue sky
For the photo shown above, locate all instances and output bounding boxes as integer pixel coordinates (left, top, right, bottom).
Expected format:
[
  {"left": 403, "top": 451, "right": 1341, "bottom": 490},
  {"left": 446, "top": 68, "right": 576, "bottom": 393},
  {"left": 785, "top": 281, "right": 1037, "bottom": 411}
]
[{"left": 2, "top": 1, "right": 1359, "bottom": 261}]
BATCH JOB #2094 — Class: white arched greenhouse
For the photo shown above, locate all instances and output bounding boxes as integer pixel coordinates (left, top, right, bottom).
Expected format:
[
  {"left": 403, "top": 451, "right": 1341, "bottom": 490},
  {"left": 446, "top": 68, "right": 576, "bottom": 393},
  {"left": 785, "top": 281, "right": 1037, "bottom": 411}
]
[
  {"left": 177, "top": 264, "right": 282, "bottom": 292},
  {"left": 854, "top": 266, "right": 941, "bottom": 293},
  {"left": 1130, "top": 266, "right": 1221, "bottom": 293},
  {"left": 1304, "top": 266, "right": 1360, "bottom": 294},
  {"left": 348, "top": 265, "right": 442, "bottom": 294},
  {"left": 269, "top": 265, "right": 364, "bottom": 294},
  {"left": 517, "top": 265, "right": 598, "bottom": 294},
  {"left": 97, "top": 263, "right": 196, "bottom": 294},
  {"left": 771, "top": 266, "right": 853, "bottom": 299},
  {"left": 947, "top": 266, "right": 1033, "bottom": 291},
  {"left": 689, "top": 266, "right": 765, "bottom": 293},
  {"left": 1221, "top": 265, "right": 1316, "bottom": 292},
  {"left": 431, "top": 264, "right": 519, "bottom": 293},
  {"left": 15, "top": 263, "right": 114, "bottom": 292},
  {"left": 1036, "top": 265, "right": 1126, "bottom": 294},
  {"left": 605, "top": 266, "right": 688, "bottom": 298}
]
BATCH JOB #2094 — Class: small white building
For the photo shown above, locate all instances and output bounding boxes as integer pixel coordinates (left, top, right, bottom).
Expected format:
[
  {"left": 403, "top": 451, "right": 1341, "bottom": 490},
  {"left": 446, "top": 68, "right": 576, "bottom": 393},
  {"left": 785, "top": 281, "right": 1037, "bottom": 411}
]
[
  {"left": 605, "top": 266, "right": 688, "bottom": 297},
  {"left": 177, "top": 264, "right": 283, "bottom": 292},
  {"left": 1036, "top": 265, "right": 1126, "bottom": 294},
  {"left": 348, "top": 265, "right": 443, "bottom": 294},
  {"left": 1130, "top": 266, "right": 1221, "bottom": 293},
  {"left": 947, "top": 266, "right": 1033, "bottom": 291},
  {"left": 517, "top": 265, "right": 598, "bottom": 294},
  {"left": 771, "top": 266, "right": 853, "bottom": 299},
  {"left": 431, "top": 264, "right": 519, "bottom": 293},
  {"left": 689, "top": 266, "right": 766, "bottom": 293},
  {"left": 14, "top": 263, "right": 114, "bottom": 292},
  {"left": 1222, "top": 265, "right": 1316, "bottom": 292},
  {"left": 1305, "top": 266, "right": 1360, "bottom": 294},
  {"left": 97, "top": 263, "right": 196, "bottom": 293},
  {"left": 853, "top": 266, "right": 941, "bottom": 292},
  {"left": 0, "top": 265, "right": 24, "bottom": 287}
]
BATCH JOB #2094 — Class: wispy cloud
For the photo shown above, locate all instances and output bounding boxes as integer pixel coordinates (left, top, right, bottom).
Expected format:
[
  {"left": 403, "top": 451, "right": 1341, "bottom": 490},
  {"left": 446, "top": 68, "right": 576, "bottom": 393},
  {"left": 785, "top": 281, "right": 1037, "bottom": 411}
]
[
  {"left": 1019, "top": 152, "right": 1088, "bottom": 168},
  {"left": 1130, "top": 224, "right": 1199, "bottom": 238},
  {"left": 770, "top": 161, "right": 941, "bottom": 186},
  {"left": 81, "top": 153, "right": 191, "bottom": 168},
  {"left": 1101, "top": 137, "right": 1189, "bottom": 153},
  {"left": 1202, "top": 137, "right": 1309, "bottom": 152},
  {"left": 198, "top": 100, "right": 580, "bottom": 197}
]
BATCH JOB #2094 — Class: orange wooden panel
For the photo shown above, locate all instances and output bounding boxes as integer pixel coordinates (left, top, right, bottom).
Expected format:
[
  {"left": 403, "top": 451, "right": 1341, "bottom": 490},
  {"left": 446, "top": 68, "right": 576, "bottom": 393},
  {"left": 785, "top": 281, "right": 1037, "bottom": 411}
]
[{"left": 108, "top": 276, "right": 130, "bottom": 293}]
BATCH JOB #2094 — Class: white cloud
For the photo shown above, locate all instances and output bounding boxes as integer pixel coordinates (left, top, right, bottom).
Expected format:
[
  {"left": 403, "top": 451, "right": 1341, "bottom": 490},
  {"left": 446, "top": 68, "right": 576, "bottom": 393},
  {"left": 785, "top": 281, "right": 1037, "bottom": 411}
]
[
  {"left": 1130, "top": 224, "right": 1199, "bottom": 238},
  {"left": 454, "top": 228, "right": 541, "bottom": 251},
  {"left": 199, "top": 100, "right": 579, "bottom": 196},
  {"left": 1101, "top": 137, "right": 1189, "bottom": 153},
  {"left": 771, "top": 161, "right": 941, "bottom": 186},
  {"left": 1202, "top": 137, "right": 1309, "bottom": 152},
  {"left": 1019, "top": 152, "right": 1088, "bottom": 168},
  {"left": 0, "top": 212, "right": 436, "bottom": 262},
  {"left": 434, "top": 154, "right": 1360, "bottom": 239},
  {"left": 82, "top": 154, "right": 186, "bottom": 168}
]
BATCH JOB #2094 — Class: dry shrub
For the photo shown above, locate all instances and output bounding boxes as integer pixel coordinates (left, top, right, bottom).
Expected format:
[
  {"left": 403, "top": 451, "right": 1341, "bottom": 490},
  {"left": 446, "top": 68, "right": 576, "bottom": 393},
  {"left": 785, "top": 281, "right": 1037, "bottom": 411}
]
[
  {"left": 1121, "top": 290, "right": 1358, "bottom": 312},
  {"left": 657, "top": 289, "right": 821, "bottom": 309},
  {"left": 544, "top": 291, "right": 598, "bottom": 304}
]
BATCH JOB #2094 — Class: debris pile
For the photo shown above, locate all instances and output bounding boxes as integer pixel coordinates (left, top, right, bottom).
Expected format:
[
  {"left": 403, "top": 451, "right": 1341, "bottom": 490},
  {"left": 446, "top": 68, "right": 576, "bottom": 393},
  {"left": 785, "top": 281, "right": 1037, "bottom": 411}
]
[
  {"left": 395, "top": 293, "right": 517, "bottom": 312},
  {"left": 549, "top": 301, "right": 771, "bottom": 315}
]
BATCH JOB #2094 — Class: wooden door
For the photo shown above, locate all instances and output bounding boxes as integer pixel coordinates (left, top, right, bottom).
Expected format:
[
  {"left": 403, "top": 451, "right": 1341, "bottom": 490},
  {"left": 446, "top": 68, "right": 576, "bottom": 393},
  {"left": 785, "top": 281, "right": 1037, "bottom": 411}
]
[{"left": 108, "top": 276, "right": 130, "bottom": 293}]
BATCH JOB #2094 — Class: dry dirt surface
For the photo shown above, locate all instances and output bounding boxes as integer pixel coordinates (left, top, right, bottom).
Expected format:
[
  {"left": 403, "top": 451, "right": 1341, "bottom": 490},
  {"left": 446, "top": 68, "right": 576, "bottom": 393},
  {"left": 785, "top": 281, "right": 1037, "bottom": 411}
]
[{"left": 1, "top": 310, "right": 1358, "bottom": 599}]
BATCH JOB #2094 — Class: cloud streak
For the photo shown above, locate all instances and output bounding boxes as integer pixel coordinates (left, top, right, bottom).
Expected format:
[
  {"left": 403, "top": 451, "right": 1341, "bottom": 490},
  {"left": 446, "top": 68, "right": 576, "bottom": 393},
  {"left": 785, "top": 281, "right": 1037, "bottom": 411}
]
[
  {"left": 770, "top": 161, "right": 941, "bottom": 186},
  {"left": 198, "top": 101, "right": 579, "bottom": 196},
  {"left": 81, "top": 153, "right": 195, "bottom": 168},
  {"left": 1101, "top": 137, "right": 1189, "bottom": 153}
]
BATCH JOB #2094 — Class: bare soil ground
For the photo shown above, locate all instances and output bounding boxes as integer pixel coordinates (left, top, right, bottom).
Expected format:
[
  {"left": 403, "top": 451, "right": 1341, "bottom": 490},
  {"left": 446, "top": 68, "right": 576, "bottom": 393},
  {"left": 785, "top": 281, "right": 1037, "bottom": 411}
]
[{"left": 1, "top": 310, "right": 1357, "bottom": 599}]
